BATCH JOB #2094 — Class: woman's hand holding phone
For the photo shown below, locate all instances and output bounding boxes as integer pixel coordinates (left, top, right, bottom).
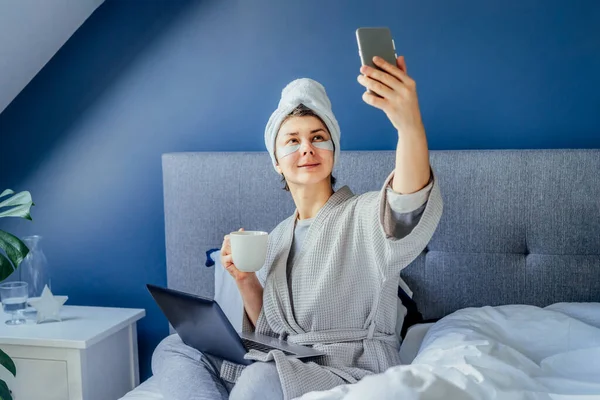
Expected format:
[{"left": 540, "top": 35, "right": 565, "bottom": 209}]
[{"left": 357, "top": 55, "right": 425, "bottom": 137}]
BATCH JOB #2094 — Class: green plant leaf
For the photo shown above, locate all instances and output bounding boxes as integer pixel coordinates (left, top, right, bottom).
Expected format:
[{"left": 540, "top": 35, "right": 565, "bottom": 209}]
[
  {"left": 0, "top": 190, "right": 31, "bottom": 208},
  {"left": 0, "top": 190, "right": 33, "bottom": 221},
  {"left": 0, "top": 190, "right": 14, "bottom": 198},
  {"left": 0, "top": 255, "right": 16, "bottom": 284},
  {"left": 0, "top": 379, "right": 12, "bottom": 400},
  {"left": 0, "top": 204, "right": 33, "bottom": 220},
  {"left": 0, "top": 230, "right": 29, "bottom": 278},
  {"left": 0, "top": 349, "right": 15, "bottom": 377}
]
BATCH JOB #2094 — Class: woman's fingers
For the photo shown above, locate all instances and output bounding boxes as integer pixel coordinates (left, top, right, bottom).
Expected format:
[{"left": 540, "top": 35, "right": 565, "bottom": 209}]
[
  {"left": 222, "top": 227, "right": 243, "bottom": 255},
  {"left": 221, "top": 228, "right": 244, "bottom": 276},
  {"left": 223, "top": 255, "right": 239, "bottom": 278},
  {"left": 357, "top": 74, "right": 394, "bottom": 99},
  {"left": 397, "top": 55, "right": 407, "bottom": 74},
  {"left": 358, "top": 56, "right": 416, "bottom": 100},
  {"left": 222, "top": 254, "right": 233, "bottom": 266},
  {"left": 360, "top": 65, "right": 402, "bottom": 93},
  {"left": 372, "top": 56, "right": 415, "bottom": 89},
  {"left": 221, "top": 235, "right": 230, "bottom": 256},
  {"left": 361, "top": 91, "right": 388, "bottom": 110}
]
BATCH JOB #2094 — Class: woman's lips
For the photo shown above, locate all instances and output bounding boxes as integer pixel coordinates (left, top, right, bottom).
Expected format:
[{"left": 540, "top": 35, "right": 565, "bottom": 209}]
[{"left": 299, "top": 163, "right": 320, "bottom": 168}]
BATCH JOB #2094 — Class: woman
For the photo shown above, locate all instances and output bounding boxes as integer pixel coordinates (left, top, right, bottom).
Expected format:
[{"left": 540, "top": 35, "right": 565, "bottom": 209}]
[{"left": 152, "top": 55, "right": 443, "bottom": 400}]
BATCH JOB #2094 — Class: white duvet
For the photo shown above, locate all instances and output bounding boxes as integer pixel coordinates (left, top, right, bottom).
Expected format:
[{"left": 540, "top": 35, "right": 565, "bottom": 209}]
[{"left": 297, "top": 303, "right": 600, "bottom": 400}]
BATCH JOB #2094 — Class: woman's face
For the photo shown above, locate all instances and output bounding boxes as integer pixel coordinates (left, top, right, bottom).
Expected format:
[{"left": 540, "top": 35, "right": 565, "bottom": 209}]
[{"left": 275, "top": 115, "right": 334, "bottom": 189}]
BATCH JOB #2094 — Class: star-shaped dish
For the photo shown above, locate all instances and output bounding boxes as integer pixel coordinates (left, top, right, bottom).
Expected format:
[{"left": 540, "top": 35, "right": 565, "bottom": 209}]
[{"left": 28, "top": 285, "right": 68, "bottom": 323}]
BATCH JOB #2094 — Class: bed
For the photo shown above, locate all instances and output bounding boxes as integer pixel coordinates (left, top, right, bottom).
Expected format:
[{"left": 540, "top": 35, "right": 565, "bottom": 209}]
[{"left": 120, "top": 149, "right": 600, "bottom": 399}]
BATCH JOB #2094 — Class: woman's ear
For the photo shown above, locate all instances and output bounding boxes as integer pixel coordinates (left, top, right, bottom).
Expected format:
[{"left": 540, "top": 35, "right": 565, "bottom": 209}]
[{"left": 275, "top": 163, "right": 283, "bottom": 175}]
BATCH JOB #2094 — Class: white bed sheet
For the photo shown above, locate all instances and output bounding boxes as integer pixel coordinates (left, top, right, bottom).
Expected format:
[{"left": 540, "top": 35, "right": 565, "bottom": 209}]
[
  {"left": 119, "top": 303, "right": 600, "bottom": 399},
  {"left": 399, "top": 322, "right": 434, "bottom": 364},
  {"left": 297, "top": 302, "right": 600, "bottom": 400}
]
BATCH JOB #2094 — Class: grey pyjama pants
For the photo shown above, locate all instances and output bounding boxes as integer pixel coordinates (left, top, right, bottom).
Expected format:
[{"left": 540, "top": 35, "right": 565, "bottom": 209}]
[{"left": 151, "top": 334, "right": 284, "bottom": 400}]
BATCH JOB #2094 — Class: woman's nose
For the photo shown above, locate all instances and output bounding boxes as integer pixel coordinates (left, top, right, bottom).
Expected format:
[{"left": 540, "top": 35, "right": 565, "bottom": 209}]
[{"left": 300, "top": 141, "right": 315, "bottom": 155}]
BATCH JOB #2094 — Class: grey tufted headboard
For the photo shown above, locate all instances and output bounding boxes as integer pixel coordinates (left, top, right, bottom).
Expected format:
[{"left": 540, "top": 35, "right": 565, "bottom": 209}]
[{"left": 162, "top": 150, "right": 600, "bottom": 320}]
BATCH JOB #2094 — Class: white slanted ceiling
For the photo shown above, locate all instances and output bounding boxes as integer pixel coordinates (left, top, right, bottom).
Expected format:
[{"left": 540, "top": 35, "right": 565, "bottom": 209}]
[{"left": 0, "top": 0, "right": 105, "bottom": 114}]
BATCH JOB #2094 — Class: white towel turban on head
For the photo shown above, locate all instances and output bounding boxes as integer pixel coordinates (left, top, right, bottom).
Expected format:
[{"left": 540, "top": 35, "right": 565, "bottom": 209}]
[{"left": 264, "top": 78, "right": 341, "bottom": 173}]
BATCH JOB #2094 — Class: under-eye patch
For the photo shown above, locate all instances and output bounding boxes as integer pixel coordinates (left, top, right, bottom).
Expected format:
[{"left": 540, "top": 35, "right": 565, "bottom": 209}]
[
  {"left": 277, "top": 144, "right": 301, "bottom": 159},
  {"left": 276, "top": 140, "right": 334, "bottom": 159},
  {"left": 314, "top": 140, "right": 334, "bottom": 152}
]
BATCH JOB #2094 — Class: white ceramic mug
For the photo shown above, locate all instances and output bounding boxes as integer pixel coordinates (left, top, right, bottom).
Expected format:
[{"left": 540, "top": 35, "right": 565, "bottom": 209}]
[{"left": 230, "top": 231, "right": 269, "bottom": 272}]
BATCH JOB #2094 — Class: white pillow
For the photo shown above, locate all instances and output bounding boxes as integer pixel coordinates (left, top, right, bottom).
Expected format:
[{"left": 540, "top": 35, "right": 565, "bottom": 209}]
[{"left": 209, "top": 250, "right": 244, "bottom": 332}]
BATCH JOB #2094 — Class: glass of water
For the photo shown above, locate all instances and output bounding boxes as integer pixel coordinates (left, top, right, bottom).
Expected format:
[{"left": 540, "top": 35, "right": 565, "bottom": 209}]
[{"left": 0, "top": 282, "right": 28, "bottom": 325}]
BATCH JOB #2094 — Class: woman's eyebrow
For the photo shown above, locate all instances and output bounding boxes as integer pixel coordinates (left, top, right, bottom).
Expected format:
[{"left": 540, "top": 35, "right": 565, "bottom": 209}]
[{"left": 284, "top": 129, "right": 326, "bottom": 137}]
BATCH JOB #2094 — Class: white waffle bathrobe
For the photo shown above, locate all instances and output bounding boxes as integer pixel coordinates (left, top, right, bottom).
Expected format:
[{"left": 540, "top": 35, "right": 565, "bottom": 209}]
[{"left": 221, "top": 171, "right": 443, "bottom": 399}]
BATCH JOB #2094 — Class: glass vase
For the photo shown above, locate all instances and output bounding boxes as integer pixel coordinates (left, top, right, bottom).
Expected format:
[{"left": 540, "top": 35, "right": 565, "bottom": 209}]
[{"left": 19, "top": 235, "right": 50, "bottom": 299}]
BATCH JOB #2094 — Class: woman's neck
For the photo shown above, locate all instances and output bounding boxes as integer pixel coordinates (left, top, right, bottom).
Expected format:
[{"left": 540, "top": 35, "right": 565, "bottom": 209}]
[{"left": 289, "top": 180, "right": 334, "bottom": 220}]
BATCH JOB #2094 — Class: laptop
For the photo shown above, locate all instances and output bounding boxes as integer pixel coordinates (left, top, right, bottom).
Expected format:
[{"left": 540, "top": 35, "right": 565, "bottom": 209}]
[{"left": 146, "top": 284, "right": 325, "bottom": 365}]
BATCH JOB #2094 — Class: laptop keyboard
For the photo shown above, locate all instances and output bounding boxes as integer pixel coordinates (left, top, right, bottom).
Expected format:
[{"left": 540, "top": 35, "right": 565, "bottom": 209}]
[{"left": 242, "top": 338, "right": 295, "bottom": 356}]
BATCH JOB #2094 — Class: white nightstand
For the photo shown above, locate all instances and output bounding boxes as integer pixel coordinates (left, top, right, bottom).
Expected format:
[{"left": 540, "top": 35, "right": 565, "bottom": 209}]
[{"left": 0, "top": 305, "right": 145, "bottom": 400}]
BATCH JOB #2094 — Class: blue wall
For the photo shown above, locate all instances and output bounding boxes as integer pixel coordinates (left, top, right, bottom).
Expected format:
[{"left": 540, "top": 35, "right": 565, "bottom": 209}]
[{"left": 1, "top": 0, "right": 598, "bottom": 381}]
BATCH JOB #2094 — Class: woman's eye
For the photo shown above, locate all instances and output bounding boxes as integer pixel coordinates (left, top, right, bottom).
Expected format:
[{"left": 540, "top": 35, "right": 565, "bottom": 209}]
[
  {"left": 287, "top": 139, "right": 298, "bottom": 145},
  {"left": 313, "top": 135, "right": 324, "bottom": 141}
]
